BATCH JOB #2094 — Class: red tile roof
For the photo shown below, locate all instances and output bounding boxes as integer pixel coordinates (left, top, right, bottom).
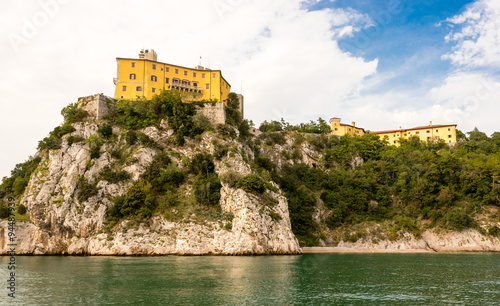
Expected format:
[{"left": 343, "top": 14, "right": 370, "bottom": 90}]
[{"left": 369, "top": 124, "right": 456, "bottom": 134}]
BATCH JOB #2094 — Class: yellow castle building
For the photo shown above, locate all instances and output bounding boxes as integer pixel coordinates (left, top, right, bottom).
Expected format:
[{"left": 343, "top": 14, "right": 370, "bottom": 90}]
[
  {"left": 329, "top": 117, "right": 366, "bottom": 136},
  {"left": 113, "top": 49, "right": 231, "bottom": 103},
  {"left": 329, "top": 117, "right": 457, "bottom": 146},
  {"left": 370, "top": 122, "right": 457, "bottom": 145}
]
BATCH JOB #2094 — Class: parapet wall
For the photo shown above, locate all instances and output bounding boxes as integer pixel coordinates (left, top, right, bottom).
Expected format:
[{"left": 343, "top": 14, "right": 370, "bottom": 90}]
[
  {"left": 76, "top": 93, "right": 242, "bottom": 127},
  {"left": 77, "top": 94, "right": 115, "bottom": 120}
]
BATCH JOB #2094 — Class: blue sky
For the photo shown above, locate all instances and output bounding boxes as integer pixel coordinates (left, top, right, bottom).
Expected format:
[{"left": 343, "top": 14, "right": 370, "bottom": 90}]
[
  {"left": 327, "top": 0, "right": 475, "bottom": 93},
  {"left": 1, "top": 0, "right": 500, "bottom": 178}
]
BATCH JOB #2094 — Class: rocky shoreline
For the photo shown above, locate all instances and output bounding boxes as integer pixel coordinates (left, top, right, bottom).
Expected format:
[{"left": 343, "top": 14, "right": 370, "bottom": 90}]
[{"left": 304, "top": 229, "right": 500, "bottom": 253}]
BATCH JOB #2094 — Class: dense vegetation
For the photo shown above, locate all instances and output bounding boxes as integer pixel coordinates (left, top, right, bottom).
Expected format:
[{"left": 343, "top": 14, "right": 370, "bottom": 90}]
[
  {"left": 259, "top": 118, "right": 331, "bottom": 134},
  {"left": 263, "top": 130, "right": 500, "bottom": 245}
]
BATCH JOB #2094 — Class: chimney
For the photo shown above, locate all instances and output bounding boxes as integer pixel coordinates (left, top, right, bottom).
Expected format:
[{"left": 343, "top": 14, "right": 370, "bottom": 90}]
[
  {"left": 352, "top": 122, "right": 355, "bottom": 127},
  {"left": 429, "top": 121, "right": 432, "bottom": 126}
]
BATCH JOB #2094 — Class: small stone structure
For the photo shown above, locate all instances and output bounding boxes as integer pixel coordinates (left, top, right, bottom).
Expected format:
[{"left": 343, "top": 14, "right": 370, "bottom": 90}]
[
  {"left": 196, "top": 103, "right": 227, "bottom": 125},
  {"left": 77, "top": 94, "right": 116, "bottom": 120}
]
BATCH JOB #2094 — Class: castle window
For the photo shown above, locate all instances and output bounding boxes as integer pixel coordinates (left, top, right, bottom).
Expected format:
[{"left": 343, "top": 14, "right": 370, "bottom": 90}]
[
  {"left": 184, "top": 71, "right": 188, "bottom": 76},
  {"left": 152, "top": 64, "right": 156, "bottom": 70},
  {"left": 131, "top": 62, "right": 135, "bottom": 68},
  {"left": 212, "top": 73, "right": 216, "bottom": 78},
  {"left": 166, "top": 78, "right": 169, "bottom": 84},
  {"left": 161, "top": 68, "right": 163, "bottom": 71},
  {"left": 151, "top": 75, "right": 157, "bottom": 82},
  {"left": 202, "top": 73, "right": 205, "bottom": 78},
  {"left": 122, "top": 86, "right": 126, "bottom": 91},
  {"left": 193, "top": 72, "right": 197, "bottom": 78},
  {"left": 448, "top": 135, "right": 452, "bottom": 138},
  {"left": 394, "top": 141, "right": 396, "bottom": 144},
  {"left": 436, "top": 129, "right": 439, "bottom": 133},
  {"left": 193, "top": 82, "right": 198, "bottom": 87},
  {"left": 427, "top": 130, "right": 430, "bottom": 134},
  {"left": 152, "top": 88, "right": 156, "bottom": 93},
  {"left": 436, "top": 136, "right": 440, "bottom": 139},
  {"left": 427, "top": 137, "right": 430, "bottom": 140},
  {"left": 175, "top": 69, "right": 179, "bottom": 74},
  {"left": 166, "top": 67, "right": 170, "bottom": 72},
  {"left": 448, "top": 128, "right": 451, "bottom": 131},
  {"left": 206, "top": 84, "right": 210, "bottom": 89},
  {"left": 416, "top": 131, "right": 420, "bottom": 135},
  {"left": 334, "top": 128, "right": 338, "bottom": 131},
  {"left": 130, "top": 73, "right": 136, "bottom": 80},
  {"left": 136, "top": 86, "right": 142, "bottom": 91}
]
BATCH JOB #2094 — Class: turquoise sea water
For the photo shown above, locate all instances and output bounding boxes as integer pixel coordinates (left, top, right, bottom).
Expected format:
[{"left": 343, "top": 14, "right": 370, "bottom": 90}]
[{"left": 1, "top": 253, "right": 500, "bottom": 305}]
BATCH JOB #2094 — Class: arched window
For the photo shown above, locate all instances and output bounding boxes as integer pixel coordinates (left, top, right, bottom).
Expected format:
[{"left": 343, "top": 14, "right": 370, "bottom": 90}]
[
  {"left": 130, "top": 73, "right": 136, "bottom": 80},
  {"left": 136, "top": 86, "right": 142, "bottom": 91},
  {"left": 151, "top": 75, "right": 157, "bottom": 82}
]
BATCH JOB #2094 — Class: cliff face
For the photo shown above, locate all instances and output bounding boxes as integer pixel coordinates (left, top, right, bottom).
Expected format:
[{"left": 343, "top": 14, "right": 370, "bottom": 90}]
[{"left": 0, "top": 112, "right": 301, "bottom": 255}]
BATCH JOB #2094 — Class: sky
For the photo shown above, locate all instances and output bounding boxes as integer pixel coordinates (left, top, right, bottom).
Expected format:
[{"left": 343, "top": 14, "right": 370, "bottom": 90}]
[{"left": 1, "top": 0, "right": 500, "bottom": 178}]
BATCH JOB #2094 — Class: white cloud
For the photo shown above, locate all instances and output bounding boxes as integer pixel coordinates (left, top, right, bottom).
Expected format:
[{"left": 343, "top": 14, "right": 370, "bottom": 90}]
[
  {"left": 0, "top": 0, "right": 377, "bottom": 178},
  {"left": 442, "top": 0, "right": 500, "bottom": 68}
]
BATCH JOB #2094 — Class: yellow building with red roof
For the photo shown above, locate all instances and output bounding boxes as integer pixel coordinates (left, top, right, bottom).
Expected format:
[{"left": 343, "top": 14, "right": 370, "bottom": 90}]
[
  {"left": 113, "top": 49, "right": 231, "bottom": 104},
  {"left": 369, "top": 122, "right": 457, "bottom": 145},
  {"left": 329, "top": 117, "right": 457, "bottom": 146}
]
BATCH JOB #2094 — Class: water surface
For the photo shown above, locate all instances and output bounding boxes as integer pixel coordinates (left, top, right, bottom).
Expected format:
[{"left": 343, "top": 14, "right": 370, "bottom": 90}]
[{"left": 1, "top": 253, "right": 499, "bottom": 305}]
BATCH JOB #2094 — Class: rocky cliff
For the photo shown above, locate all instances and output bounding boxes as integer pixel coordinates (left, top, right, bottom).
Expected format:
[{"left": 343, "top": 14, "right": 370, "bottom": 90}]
[{"left": 0, "top": 96, "right": 301, "bottom": 255}]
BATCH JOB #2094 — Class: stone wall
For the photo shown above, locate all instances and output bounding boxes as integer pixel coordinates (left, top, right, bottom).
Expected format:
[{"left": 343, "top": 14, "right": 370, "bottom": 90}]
[
  {"left": 197, "top": 103, "right": 227, "bottom": 125},
  {"left": 77, "top": 94, "right": 115, "bottom": 120}
]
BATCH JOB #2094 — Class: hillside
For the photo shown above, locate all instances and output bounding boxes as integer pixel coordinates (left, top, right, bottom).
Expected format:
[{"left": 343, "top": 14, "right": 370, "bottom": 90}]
[{"left": 1, "top": 91, "right": 500, "bottom": 254}]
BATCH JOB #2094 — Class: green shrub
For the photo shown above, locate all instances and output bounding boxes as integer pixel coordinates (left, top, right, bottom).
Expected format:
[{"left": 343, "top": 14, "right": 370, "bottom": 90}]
[
  {"left": 189, "top": 153, "right": 215, "bottom": 177},
  {"left": 125, "top": 131, "right": 138, "bottom": 145},
  {"left": 107, "top": 181, "right": 157, "bottom": 220},
  {"left": 444, "top": 208, "right": 477, "bottom": 231},
  {"left": 76, "top": 176, "right": 99, "bottom": 203},
  {"left": 61, "top": 103, "right": 88, "bottom": 123},
  {"left": 67, "top": 135, "right": 85, "bottom": 147},
  {"left": 487, "top": 225, "right": 499, "bottom": 237},
  {"left": 137, "top": 133, "right": 158, "bottom": 148},
  {"left": 239, "top": 174, "right": 266, "bottom": 194},
  {"left": 89, "top": 144, "right": 101, "bottom": 159},
  {"left": 17, "top": 204, "right": 26, "bottom": 215},
  {"left": 0, "top": 205, "right": 9, "bottom": 218},
  {"left": 256, "top": 156, "right": 275, "bottom": 171},
  {"left": 269, "top": 211, "right": 282, "bottom": 221},
  {"left": 99, "top": 166, "right": 131, "bottom": 184},
  {"left": 265, "top": 132, "right": 286, "bottom": 145},
  {"left": 140, "top": 153, "right": 172, "bottom": 182},
  {"left": 38, "top": 135, "right": 62, "bottom": 151},
  {"left": 0, "top": 157, "right": 41, "bottom": 197},
  {"left": 194, "top": 175, "right": 222, "bottom": 207},
  {"left": 216, "top": 124, "right": 237, "bottom": 138},
  {"left": 98, "top": 124, "right": 113, "bottom": 138}
]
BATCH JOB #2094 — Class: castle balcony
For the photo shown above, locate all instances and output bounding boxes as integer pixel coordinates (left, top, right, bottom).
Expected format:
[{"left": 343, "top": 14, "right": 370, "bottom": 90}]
[{"left": 169, "top": 82, "right": 203, "bottom": 93}]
